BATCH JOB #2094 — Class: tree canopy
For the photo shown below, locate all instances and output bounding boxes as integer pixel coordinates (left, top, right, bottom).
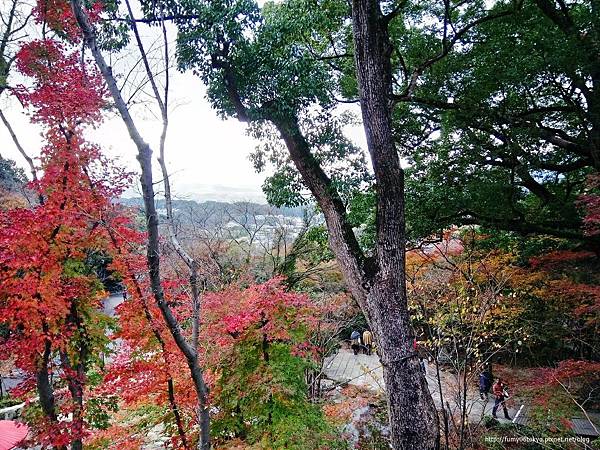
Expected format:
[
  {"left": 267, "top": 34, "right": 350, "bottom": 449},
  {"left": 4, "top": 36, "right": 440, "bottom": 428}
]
[{"left": 0, "top": 0, "right": 599, "bottom": 448}]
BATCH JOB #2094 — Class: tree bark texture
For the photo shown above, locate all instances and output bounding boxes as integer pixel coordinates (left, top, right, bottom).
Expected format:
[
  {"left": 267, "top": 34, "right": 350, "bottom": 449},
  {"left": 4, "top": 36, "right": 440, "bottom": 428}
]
[
  {"left": 267, "top": 66, "right": 439, "bottom": 450},
  {"left": 274, "top": 107, "right": 439, "bottom": 449},
  {"left": 351, "top": 1, "right": 439, "bottom": 448},
  {"left": 60, "top": 303, "right": 87, "bottom": 450},
  {"left": 36, "top": 339, "right": 57, "bottom": 421}
]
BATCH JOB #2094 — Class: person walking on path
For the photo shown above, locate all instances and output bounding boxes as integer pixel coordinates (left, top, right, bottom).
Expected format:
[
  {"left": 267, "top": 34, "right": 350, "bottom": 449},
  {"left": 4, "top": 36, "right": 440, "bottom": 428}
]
[
  {"left": 350, "top": 330, "right": 361, "bottom": 355},
  {"left": 479, "top": 368, "right": 493, "bottom": 400},
  {"left": 419, "top": 357, "right": 426, "bottom": 375},
  {"left": 362, "top": 329, "right": 373, "bottom": 355},
  {"left": 492, "top": 378, "right": 511, "bottom": 419}
]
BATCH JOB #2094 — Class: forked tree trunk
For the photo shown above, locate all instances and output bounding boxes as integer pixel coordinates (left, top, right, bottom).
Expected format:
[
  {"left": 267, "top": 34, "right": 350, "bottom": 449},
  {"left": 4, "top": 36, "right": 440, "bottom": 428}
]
[
  {"left": 351, "top": 0, "right": 439, "bottom": 448},
  {"left": 274, "top": 109, "right": 439, "bottom": 449}
]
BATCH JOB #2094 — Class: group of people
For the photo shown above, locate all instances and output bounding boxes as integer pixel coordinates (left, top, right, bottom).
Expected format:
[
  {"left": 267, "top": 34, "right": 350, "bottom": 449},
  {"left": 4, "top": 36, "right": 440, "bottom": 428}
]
[
  {"left": 350, "top": 329, "right": 373, "bottom": 355},
  {"left": 348, "top": 333, "right": 511, "bottom": 420},
  {"left": 479, "top": 367, "right": 511, "bottom": 420}
]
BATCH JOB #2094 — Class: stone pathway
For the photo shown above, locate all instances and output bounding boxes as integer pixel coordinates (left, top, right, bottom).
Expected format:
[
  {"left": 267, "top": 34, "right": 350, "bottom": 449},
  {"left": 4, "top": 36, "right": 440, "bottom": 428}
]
[
  {"left": 324, "top": 349, "right": 386, "bottom": 392},
  {"left": 324, "top": 348, "right": 516, "bottom": 424},
  {"left": 103, "top": 292, "right": 125, "bottom": 316}
]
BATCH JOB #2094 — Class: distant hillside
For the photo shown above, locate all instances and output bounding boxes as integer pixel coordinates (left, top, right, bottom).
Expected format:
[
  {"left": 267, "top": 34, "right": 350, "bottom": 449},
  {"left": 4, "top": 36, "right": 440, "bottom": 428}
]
[
  {"left": 118, "top": 197, "right": 308, "bottom": 219},
  {"left": 0, "top": 156, "right": 29, "bottom": 209},
  {"left": 118, "top": 197, "right": 311, "bottom": 244}
]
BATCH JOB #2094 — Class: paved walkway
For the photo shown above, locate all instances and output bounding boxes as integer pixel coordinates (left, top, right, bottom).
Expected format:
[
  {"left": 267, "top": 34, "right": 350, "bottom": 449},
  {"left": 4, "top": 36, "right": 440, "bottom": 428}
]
[
  {"left": 324, "top": 349, "right": 515, "bottom": 424},
  {"left": 103, "top": 292, "right": 125, "bottom": 316}
]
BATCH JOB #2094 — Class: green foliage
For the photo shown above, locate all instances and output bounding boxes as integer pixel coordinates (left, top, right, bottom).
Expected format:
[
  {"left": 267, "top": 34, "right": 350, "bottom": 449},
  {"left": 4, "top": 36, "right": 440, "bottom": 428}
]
[
  {"left": 160, "top": 0, "right": 598, "bottom": 251},
  {"left": 0, "top": 394, "right": 21, "bottom": 409},
  {"left": 261, "top": 168, "right": 307, "bottom": 208},
  {"left": 297, "top": 225, "right": 334, "bottom": 265},
  {"left": 214, "top": 342, "right": 300, "bottom": 439},
  {"left": 249, "top": 108, "right": 370, "bottom": 208},
  {"left": 167, "top": 0, "right": 370, "bottom": 211},
  {"left": 174, "top": 0, "right": 332, "bottom": 118},
  {"left": 212, "top": 338, "right": 341, "bottom": 448},
  {"left": 390, "top": 0, "right": 597, "bottom": 244},
  {"left": 130, "top": 403, "right": 167, "bottom": 432},
  {"left": 347, "top": 189, "right": 376, "bottom": 251},
  {"left": 85, "top": 395, "right": 119, "bottom": 430},
  {"left": 471, "top": 230, "right": 576, "bottom": 265},
  {"left": 0, "top": 156, "right": 27, "bottom": 190},
  {"left": 204, "top": 281, "right": 343, "bottom": 447},
  {"left": 96, "top": 0, "right": 131, "bottom": 51},
  {"left": 265, "top": 404, "right": 347, "bottom": 450}
]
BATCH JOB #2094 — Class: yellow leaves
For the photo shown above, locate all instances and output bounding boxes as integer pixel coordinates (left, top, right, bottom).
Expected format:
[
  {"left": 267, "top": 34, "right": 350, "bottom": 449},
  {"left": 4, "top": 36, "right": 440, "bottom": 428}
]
[{"left": 0, "top": 189, "right": 28, "bottom": 210}]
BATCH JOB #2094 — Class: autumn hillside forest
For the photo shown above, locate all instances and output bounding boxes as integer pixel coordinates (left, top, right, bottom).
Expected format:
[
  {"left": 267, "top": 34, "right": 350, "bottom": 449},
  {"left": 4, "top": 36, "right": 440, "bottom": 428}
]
[{"left": 0, "top": 0, "right": 599, "bottom": 449}]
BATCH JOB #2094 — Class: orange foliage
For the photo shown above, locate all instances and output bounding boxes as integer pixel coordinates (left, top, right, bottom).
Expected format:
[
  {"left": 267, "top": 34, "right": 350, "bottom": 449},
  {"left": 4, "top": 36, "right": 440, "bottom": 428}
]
[{"left": 323, "top": 385, "right": 378, "bottom": 424}]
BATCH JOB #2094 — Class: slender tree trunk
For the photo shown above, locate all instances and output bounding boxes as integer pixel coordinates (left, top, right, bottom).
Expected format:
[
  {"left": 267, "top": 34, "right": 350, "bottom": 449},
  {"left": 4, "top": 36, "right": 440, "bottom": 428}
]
[
  {"left": 137, "top": 276, "right": 192, "bottom": 450},
  {"left": 105, "top": 228, "right": 193, "bottom": 450},
  {"left": 435, "top": 354, "right": 450, "bottom": 449},
  {"left": 69, "top": 3, "right": 211, "bottom": 448},
  {"left": 31, "top": 156, "right": 73, "bottom": 449},
  {"left": 588, "top": 79, "right": 600, "bottom": 170},
  {"left": 59, "top": 303, "right": 88, "bottom": 450},
  {"left": 36, "top": 339, "right": 57, "bottom": 421},
  {"left": 59, "top": 351, "right": 84, "bottom": 450},
  {"left": 167, "top": 378, "right": 191, "bottom": 450},
  {"left": 351, "top": 1, "right": 439, "bottom": 448},
  {"left": 459, "top": 359, "right": 469, "bottom": 449}
]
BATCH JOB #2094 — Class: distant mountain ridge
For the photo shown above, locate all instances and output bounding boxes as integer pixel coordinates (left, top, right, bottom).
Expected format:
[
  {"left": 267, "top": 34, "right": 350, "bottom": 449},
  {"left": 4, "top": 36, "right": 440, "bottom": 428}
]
[{"left": 118, "top": 197, "right": 307, "bottom": 218}]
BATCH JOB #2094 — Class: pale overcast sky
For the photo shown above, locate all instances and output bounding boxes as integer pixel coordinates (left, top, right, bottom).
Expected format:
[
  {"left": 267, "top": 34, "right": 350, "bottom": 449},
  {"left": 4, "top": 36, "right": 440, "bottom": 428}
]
[
  {"left": 1, "top": 68, "right": 272, "bottom": 202},
  {"left": 1, "top": 71, "right": 367, "bottom": 203},
  {"left": 0, "top": 14, "right": 367, "bottom": 204}
]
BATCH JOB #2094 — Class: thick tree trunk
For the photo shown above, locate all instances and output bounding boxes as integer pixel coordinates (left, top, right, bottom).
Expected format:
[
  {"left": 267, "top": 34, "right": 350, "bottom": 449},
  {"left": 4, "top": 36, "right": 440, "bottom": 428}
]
[
  {"left": 365, "top": 286, "right": 439, "bottom": 449},
  {"left": 275, "top": 111, "right": 438, "bottom": 449},
  {"left": 351, "top": 0, "right": 439, "bottom": 448},
  {"left": 274, "top": 110, "right": 438, "bottom": 448},
  {"left": 212, "top": 2, "right": 439, "bottom": 446}
]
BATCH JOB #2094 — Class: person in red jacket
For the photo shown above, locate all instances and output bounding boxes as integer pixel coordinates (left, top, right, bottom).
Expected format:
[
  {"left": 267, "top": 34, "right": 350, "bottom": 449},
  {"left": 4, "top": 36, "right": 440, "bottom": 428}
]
[{"left": 492, "top": 378, "right": 511, "bottom": 419}]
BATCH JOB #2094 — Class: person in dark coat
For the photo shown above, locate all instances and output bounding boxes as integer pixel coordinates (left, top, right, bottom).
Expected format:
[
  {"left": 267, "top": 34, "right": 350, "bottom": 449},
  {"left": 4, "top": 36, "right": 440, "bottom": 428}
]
[
  {"left": 479, "top": 368, "right": 492, "bottom": 399},
  {"left": 350, "top": 330, "right": 361, "bottom": 355}
]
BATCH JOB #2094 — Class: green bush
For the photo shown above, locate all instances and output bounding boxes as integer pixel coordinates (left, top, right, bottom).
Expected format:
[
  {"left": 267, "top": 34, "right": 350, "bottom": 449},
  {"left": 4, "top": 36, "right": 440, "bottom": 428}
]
[{"left": 0, "top": 395, "right": 22, "bottom": 409}]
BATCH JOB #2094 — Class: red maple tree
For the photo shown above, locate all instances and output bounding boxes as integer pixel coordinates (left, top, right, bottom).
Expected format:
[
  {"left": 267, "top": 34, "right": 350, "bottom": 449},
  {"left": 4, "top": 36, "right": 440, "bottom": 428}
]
[
  {"left": 89, "top": 278, "right": 325, "bottom": 447},
  {"left": 580, "top": 173, "right": 600, "bottom": 237},
  {"left": 0, "top": 11, "right": 135, "bottom": 445}
]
